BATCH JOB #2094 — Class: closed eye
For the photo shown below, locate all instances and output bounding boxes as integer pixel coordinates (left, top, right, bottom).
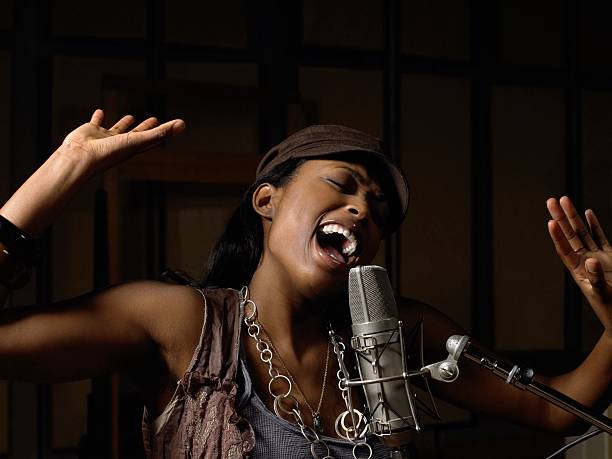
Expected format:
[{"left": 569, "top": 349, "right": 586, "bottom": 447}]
[{"left": 326, "top": 178, "right": 350, "bottom": 192}]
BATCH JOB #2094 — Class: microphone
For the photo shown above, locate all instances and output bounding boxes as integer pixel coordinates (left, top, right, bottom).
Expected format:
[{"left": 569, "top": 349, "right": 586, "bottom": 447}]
[{"left": 346, "top": 265, "right": 421, "bottom": 448}]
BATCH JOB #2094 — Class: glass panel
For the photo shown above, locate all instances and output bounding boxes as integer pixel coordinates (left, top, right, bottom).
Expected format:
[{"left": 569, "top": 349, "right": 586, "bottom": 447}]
[
  {"left": 166, "top": 0, "right": 248, "bottom": 48},
  {"left": 401, "top": 0, "right": 470, "bottom": 60},
  {"left": 400, "top": 75, "right": 472, "bottom": 330},
  {"left": 492, "top": 86, "right": 565, "bottom": 351},
  {"left": 582, "top": 89, "right": 612, "bottom": 351},
  {"left": 52, "top": 0, "right": 146, "bottom": 38},
  {"left": 499, "top": 0, "right": 564, "bottom": 68},
  {"left": 303, "top": 0, "right": 383, "bottom": 50},
  {"left": 166, "top": 63, "right": 258, "bottom": 156}
]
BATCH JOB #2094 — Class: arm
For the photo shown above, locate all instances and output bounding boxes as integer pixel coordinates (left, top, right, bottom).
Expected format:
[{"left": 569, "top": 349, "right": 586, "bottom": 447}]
[
  {"left": 0, "top": 111, "right": 200, "bottom": 385},
  {"left": 0, "top": 281, "right": 203, "bottom": 384},
  {"left": 0, "top": 110, "right": 184, "bottom": 307},
  {"left": 543, "top": 196, "right": 612, "bottom": 427},
  {"left": 398, "top": 198, "right": 611, "bottom": 433}
]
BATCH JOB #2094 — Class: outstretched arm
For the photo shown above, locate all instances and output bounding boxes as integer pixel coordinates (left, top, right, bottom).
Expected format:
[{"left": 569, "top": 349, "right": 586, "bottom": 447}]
[
  {"left": 399, "top": 197, "right": 611, "bottom": 433},
  {"left": 0, "top": 110, "right": 185, "bottom": 306},
  {"left": 0, "top": 111, "right": 201, "bottom": 388},
  {"left": 543, "top": 196, "right": 612, "bottom": 425}
]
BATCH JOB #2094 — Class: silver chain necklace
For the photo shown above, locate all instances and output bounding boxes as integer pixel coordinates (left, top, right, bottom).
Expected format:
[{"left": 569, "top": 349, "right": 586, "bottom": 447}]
[
  {"left": 258, "top": 322, "right": 331, "bottom": 434},
  {"left": 240, "top": 287, "right": 373, "bottom": 459}
]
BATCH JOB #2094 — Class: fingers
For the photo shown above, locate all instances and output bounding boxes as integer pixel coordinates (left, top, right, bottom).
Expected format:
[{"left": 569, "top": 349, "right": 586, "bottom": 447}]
[
  {"left": 90, "top": 109, "right": 104, "bottom": 126},
  {"left": 585, "top": 209, "right": 612, "bottom": 251},
  {"left": 548, "top": 220, "right": 580, "bottom": 270},
  {"left": 131, "top": 117, "right": 159, "bottom": 132},
  {"left": 546, "top": 196, "right": 597, "bottom": 253},
  {"left": 120, "top": 119, "right": 185, "bottom": 152},
  {"left": 109, "top": 115, "right": 135, "bottom": 134},
  {"left": 584, "top": 258, "right": 610, "bottom": 302}
]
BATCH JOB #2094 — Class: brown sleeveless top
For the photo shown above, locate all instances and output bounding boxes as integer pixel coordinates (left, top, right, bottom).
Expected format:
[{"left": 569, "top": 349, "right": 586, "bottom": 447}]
[{"left": 142, "top": 288, "right": 256, "bottom": 458}]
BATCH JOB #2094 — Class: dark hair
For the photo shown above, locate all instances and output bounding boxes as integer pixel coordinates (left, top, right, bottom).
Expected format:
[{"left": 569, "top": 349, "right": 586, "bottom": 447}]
[{"left": 201, "top": 158, "right": 306, "bottom": 289}]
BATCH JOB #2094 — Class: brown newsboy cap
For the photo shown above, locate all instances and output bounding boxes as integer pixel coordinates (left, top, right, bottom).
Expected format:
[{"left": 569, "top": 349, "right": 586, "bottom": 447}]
[{"left": 256, "top": 125, "right": 409, "bottom": 232}]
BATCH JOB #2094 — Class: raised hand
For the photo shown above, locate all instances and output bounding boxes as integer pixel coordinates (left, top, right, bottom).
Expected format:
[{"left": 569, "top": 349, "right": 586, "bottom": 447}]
[
  {"left": 547, "top": 196, "right": 612, "bottom": 333},
  {"left": 61, "top": 109, "right": 185, "bottom": 176}
]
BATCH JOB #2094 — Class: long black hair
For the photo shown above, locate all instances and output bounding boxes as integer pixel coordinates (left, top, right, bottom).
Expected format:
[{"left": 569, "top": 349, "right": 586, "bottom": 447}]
[{"left": 201, "top": 158, "right": 306, "bottom": 289}]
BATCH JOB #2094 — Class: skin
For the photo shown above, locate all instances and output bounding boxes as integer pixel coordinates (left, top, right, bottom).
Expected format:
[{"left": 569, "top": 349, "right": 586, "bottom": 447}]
[{"left": 0, "top": 111, "right": 610, "bottom": 438}]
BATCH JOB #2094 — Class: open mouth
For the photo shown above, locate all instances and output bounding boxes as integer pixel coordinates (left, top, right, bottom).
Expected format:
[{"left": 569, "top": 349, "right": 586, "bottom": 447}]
[{"left": 315, "top": 222, "right": 359, "bottom": 265}]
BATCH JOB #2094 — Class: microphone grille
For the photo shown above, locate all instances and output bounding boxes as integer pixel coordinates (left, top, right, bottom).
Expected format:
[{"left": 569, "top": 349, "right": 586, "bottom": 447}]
[{"left": 348, "top": 265, "right": 398, "bottom": 324}]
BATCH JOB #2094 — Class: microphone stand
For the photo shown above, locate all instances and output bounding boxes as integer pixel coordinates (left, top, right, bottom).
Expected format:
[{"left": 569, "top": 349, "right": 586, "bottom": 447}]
[{"left": 449, "top": 335, "right": 612, "bottom": 434}]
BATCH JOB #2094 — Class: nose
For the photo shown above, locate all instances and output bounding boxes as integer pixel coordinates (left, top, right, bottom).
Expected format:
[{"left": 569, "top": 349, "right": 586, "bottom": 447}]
[{"left": 346, "top": 196, "right": 369, "bottom": 220}]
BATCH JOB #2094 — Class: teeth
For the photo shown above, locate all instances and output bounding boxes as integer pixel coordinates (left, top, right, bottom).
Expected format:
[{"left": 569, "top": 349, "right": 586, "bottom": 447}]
[{"left": 320, "top": 223, "right": 358, "bottom": 257}]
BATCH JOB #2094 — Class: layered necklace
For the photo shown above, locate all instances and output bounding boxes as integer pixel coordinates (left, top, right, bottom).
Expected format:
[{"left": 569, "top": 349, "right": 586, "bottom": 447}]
[{"left": 240, "top": 287, "right": 372, "bottom": 459}]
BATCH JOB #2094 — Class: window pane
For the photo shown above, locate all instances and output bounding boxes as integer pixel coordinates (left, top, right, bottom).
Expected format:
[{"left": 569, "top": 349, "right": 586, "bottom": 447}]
[
  {"left": 492, "top": 86, "right": 565, "bottom": 350},
  {"left": 400, "top": 75, "right": 472, "bottom": 330}
]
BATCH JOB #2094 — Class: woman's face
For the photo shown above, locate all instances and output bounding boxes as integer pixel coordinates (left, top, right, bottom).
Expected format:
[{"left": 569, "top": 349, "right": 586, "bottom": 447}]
[{"left": 261, "top": 159, "right": 390, "bottom": 297}]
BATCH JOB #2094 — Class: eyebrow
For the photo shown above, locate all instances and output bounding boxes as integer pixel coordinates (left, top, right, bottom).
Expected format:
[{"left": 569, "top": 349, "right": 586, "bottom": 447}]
[
  {"left": 336, "top": 166, "right": 387, "bottom": 199},
  {"left": 337, "top": 166, "right": 367, "bottom": 184}
]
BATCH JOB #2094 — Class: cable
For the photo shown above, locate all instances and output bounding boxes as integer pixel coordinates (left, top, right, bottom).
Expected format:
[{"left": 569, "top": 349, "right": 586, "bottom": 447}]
[{"left": 544, "top": 428, "right": 605, "bottom": 459}]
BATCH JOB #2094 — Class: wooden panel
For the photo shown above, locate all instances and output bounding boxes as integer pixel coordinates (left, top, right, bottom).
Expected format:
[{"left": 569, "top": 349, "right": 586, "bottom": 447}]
[
  {"left": 165, "top": 0, "right": 248, "bottom": 48},
  {"left": 51, "top": 0, "right": 146, "bottom": 38},
  {"left": 165, "top": 186, "right": 244, "bottom": 280},
  {"left": 499, "top": 0, "right": 564, "bottom": 68},
  {"left": 303, "top": 0, "right": 383, "bottom": 50},
  {"left": 579, "top": 4, "right": 612, "bottom": 72},
  {"left": 0, "top": 1, "right": 11, "bottom": 30},
  {"left": 401, "top": 0, "right": 470, "bottom": 60},
  {"left": 0, "top": 52, "right": 10, "bottom": 202},
  {"left": 49, "top": 57, "right": 146, "bottom": 451},
  {"left": 117, "top": 150, "right": 260, "bottom": 185},
  {"left": 399, "top": 75, "right": 472, "bottom": 330},
  {"left": 0, "top": 50, "right": 10, "bottom": 458},
  {"left": 165, "top": 63, "right": 259, "bottom": 156},
  {"left": 299, "top": 67, "right": 383, "bottom": 136},
  {"left": 492, "top": 86, "right": 565, "bottom": 351}
]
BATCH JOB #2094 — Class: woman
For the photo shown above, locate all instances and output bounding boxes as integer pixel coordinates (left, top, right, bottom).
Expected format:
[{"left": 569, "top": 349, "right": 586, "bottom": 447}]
[{"left": 0, "top": 111, "right": 610, "bottom": 458}]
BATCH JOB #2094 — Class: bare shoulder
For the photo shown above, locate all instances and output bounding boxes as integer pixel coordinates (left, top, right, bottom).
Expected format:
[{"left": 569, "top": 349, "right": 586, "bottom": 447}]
[
  {"left": 89, "top": 280, "right": 205, "bottom": 378},
  {"left": 113, "top": 280, "right": 205, "bottom": 361}
]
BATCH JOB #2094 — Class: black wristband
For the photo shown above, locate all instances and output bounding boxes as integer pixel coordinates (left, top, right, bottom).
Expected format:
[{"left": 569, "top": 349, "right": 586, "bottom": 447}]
[
  {"left": 0, "top": 242, "right": 32, "bottom": 289},
  {"left": 0, "top": 214, "right": 39, "bottom": 266}
]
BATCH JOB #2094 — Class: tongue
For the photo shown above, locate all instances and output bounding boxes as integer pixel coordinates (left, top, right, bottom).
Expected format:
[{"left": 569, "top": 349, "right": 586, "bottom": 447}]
[{"left": 322, "top": 245, "right": 346, "bottom": 264}]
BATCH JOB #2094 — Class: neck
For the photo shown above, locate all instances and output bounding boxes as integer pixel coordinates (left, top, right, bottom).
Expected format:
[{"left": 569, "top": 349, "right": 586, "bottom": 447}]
[{"left": 247, "top": 268, "right": 348, "bottom": 361}]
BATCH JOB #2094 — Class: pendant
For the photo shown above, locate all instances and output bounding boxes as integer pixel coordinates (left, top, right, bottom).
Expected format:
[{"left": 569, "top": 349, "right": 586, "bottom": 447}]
[{"left": 313, "top": 412, "right": 323, "bottom": 434}]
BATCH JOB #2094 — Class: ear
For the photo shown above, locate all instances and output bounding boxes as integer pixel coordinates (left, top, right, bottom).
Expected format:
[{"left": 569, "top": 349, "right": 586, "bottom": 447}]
[{"left": 252, "top": 183, "right": 280, "bottom": 220}]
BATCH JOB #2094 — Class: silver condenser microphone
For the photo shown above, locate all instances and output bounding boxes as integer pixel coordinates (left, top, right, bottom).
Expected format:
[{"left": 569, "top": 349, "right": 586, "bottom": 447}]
[{"left": 347, "top": 265, "right": 418, "bottom": 448}]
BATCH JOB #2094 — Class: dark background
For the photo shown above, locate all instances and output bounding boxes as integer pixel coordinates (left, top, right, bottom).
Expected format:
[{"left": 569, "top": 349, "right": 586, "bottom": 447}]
[{"left": 0, "top": 0, "right": 611, "bottom": 458}]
